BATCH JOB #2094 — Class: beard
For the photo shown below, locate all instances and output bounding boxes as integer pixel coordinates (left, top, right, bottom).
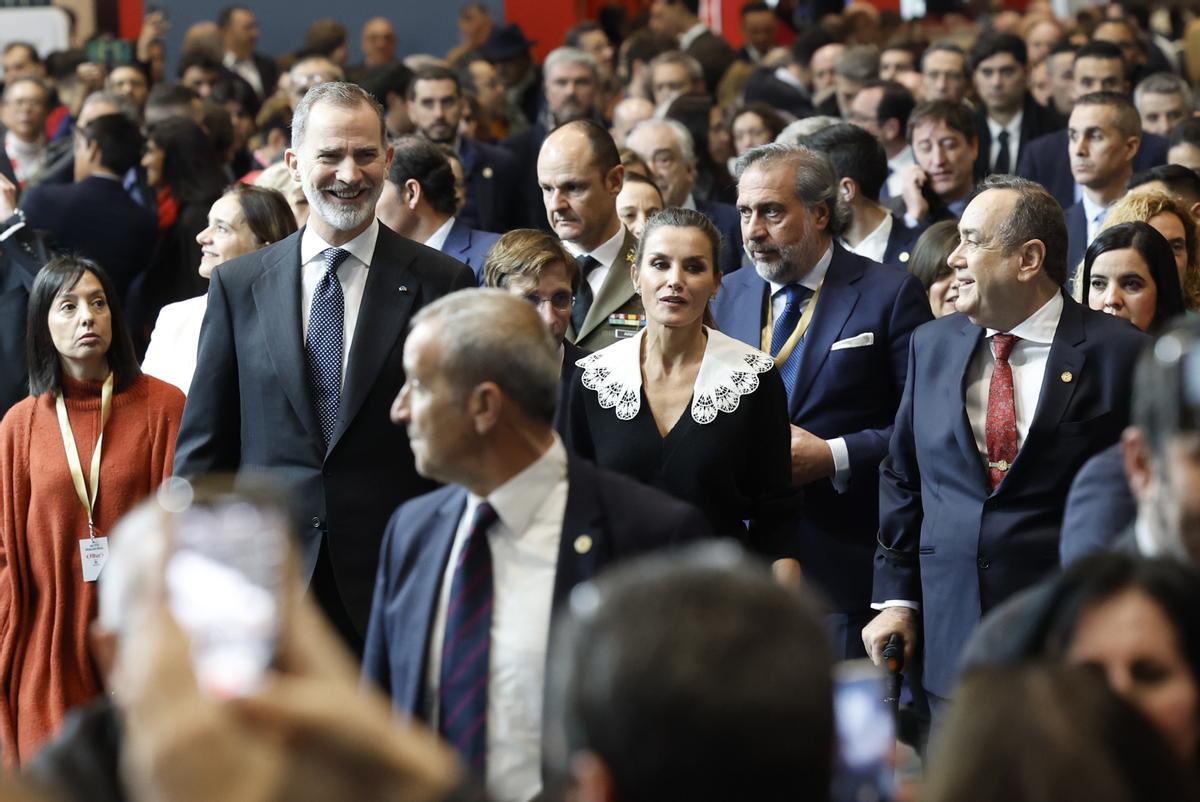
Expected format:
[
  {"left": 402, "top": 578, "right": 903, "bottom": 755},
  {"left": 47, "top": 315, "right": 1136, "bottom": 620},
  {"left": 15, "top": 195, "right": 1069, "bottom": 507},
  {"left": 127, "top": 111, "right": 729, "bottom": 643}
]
[
  {"left": 302, "top": 175, "right": 383, "bottom": 233},
  {"left": 746, "top": 239, "right": 811, "bottom": 285}
]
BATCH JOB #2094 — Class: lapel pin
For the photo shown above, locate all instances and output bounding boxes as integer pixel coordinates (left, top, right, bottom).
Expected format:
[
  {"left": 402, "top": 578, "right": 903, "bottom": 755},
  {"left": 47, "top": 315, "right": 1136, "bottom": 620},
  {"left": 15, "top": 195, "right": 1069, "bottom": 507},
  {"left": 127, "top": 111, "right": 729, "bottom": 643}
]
[
  {"left": 482, "top": 166, "right": 494, "bottom": 179},
  {"left": 574, "top": 534, "right": 593, "bottom": 555},
  {"left": 1061, "top": 371, "right": 1073, "bottom": 383},
  {"left": 899, "top": 251, "right": 910, "bottom": 263},
  {"left": 398, "top": 285, "right": 409, "bottom": 294}
]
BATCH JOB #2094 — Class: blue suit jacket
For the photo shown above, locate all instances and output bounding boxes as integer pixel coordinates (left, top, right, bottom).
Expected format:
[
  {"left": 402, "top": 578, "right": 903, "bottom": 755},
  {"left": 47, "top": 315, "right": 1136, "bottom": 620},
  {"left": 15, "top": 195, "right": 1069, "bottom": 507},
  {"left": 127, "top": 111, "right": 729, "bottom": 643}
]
[
  {"left": 361, "top": 454, "right": 711, "bottom": 716},
  {"left": 458, "top": 136, "right": 521, "bottom": 233},
  {"left": 695, "top": 197, "right": 745, "bottom": 274},
  {"left": 883, "top": 213, "right": 920, "bottom": 266},
  {"left": 1064, "top": 202, "right": 1088, "bottom": 288},
  {"left": 1016, "top": 129, "right": 1168, "bottom": 209},
  {"left": 872, "top": 294, "right": 1147, "bottom": 696},
  {"left": 442, "top": 218, "right": 500, "bottom": 284},
  {"left": 710, "top": 245, "right": 932, "bottom": 612},
  {"left": 1059, "top": 442, "right": 1135, "bottom": 565}
]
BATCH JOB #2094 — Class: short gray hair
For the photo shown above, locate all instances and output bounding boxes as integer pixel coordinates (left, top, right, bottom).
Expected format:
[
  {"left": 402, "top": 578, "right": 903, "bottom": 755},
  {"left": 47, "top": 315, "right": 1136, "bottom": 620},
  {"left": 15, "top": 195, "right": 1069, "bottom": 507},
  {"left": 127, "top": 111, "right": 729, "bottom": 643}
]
[
  {"left": 543, "top": 46, "right": 599, "bottom": 80},
  {"left": 629, "top": 117, "right": 696, "bottom": 164},
  {"left": 81, "top": 90, "right": 139, "bottom": 122},
  {"left": 291, "top": 81, "right": 386, "bottom": 149},
  {"left": 648, "top": 50, "right": 704, "bottom": 83},
  {"left": 775, "top": 116, "right": 839, "bottom": 145},
  {"left": 835, "top": 45, "right": 880, "bottom": 82},
  {"left": 410, "top": 288, "right": 560, "bottom": 425},
  {"left": 1134, "top": 72, "right": 1194, "bottom": 113},
  {"left": 734, "top": 143, "right": 848, "bottom": 236}
]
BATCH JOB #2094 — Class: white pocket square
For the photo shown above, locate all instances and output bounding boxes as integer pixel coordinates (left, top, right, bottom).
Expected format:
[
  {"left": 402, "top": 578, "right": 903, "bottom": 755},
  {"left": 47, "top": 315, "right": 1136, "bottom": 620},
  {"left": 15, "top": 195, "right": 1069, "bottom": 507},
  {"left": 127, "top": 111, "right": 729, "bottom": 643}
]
[{"left": 830, "top": 332, "right": 874, "bottom": 351}]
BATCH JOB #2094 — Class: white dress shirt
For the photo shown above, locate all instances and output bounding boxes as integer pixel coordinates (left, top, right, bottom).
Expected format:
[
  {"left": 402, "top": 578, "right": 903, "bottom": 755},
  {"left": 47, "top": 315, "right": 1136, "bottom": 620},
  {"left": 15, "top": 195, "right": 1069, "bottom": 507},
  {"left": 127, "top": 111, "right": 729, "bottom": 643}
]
[
  {"left": 563, "top": 224, "right": 626, "bottom": 296},
  {"left": 875, "top": 291, "right": 1065, "bottom": 611},
  {"left": 425, "top": 437, "right": 569, "bottom": 802},
  {"left": 986, "top": 110, "right": 1023, "bottom": 172},
  {"left": 223, "top": 51, "right": 264, "bottom": 97},
  {"left": 300, "top": 220, "right": 378, "bottom": 383},
  {"left": 141, "top": 294, "right": 209, "bottom": 394},
  {"left": 840, "top": 213, "right": 893, "bottom": 264},
  {"left": 679, "top": 22, "right": 709, "bottom": 50},
  {"left": 885, "top": 146, "right": 915, "bottom": 201},
  {"left": 423, "top": 216, "right": 456, "bottom": 251},
  {"left": 765, "top": 244, "right": 851, "bottom": 490}
]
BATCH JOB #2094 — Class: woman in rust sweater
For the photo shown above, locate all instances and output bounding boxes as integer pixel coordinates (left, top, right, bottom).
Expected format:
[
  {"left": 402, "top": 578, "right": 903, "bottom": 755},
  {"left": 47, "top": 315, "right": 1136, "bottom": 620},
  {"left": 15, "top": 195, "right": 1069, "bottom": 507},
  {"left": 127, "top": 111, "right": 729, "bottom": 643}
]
[{"left": 0, "top": 256, "right": 184, "bottom": 767}]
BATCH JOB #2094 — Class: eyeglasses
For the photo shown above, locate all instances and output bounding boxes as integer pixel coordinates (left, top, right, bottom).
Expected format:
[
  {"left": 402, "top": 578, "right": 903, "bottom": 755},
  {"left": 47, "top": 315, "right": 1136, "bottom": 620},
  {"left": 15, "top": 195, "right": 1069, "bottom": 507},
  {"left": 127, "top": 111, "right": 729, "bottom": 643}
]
[{"left": 524, "top": 291, "right": 574, "bottom": 312}]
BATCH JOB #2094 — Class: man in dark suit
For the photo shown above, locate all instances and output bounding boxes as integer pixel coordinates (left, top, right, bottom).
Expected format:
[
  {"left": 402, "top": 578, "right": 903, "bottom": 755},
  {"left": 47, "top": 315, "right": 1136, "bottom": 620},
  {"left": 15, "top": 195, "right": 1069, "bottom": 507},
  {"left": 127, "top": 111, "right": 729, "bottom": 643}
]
[
  {"left": 363, "top": 290, "right": 708, "bottom": 800},
  {"left": 626, "top": 118, "right": 743, "bottom": 273},
  {"left": 648, "top": 0, "right": 735, "bottom": 95},
  {"left": 406, "top": 65, "right": 519, "bottom": 234},
  {"left": 1016, "top": 41, "right": 1167, "bottom": 208},
  {"left": 174, "top": 83, "right": 476, "bottom": 654},
  {"left": 1063, "top": 92, "right": 1140, "bottom": 281},
  {"left": 375, "top": 135, "right": 498, "bottom": 283},
  {"left": 538, "top": 120, "right": 643, "bottom": 352},
  {"left": 0, "top": 178, "right": 47, "bottom": 417},
  {"left": 20, "top": 114, "right": 157, "bottom": 301},
  {"left": 218, "top": 6, "right": 279, "bottom": 101},
  {"left": 893, "top": 100, "right": 979, "bottom": 232},
  {"left": 479, "top": 228, "right": 586, "bottom": 437},
  {"left": 969, "top": 32, "right": 1065, "bottom": 182},
  {"left": 711, "top": 144, "right": 932, "bottom": 658},
  {"left": 501, "top": 47, "right": 603, "bottom": 232},
  {"left": 800, "top": 123, "right": 920, "bottom": 267},
  {"left": 862, "top": 175, "right": 1146, "bottom": 713}
]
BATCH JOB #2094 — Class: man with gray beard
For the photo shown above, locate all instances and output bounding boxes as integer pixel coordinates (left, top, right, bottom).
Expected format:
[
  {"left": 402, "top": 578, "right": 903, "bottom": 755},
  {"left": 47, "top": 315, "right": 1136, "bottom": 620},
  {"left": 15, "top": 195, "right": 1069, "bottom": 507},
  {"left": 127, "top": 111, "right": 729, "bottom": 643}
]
[{"left": 174, "top": 82, "right": 475, "bottom": 654}]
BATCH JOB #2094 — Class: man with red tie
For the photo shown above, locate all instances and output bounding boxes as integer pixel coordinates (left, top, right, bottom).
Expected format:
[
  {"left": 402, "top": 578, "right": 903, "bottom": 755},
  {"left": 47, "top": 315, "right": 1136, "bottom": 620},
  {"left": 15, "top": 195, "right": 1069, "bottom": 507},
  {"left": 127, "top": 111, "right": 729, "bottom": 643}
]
[{"left": 862, "top": 175, "right": 1146, "bottom": 716}]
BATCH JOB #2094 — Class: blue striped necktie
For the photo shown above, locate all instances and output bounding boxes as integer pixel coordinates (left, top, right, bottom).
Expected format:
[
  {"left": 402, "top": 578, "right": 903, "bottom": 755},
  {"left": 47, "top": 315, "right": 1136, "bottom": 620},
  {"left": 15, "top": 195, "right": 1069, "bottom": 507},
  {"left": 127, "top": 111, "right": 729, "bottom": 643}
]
[
  {"left": 306, "top": 247, "right": 350, "bottom": 445},
  {"left": 771, "top": 284, "right": 814, "bottom": 398},
  {"left": 439, "top": 501, "right": 498, "bottom": 774}
]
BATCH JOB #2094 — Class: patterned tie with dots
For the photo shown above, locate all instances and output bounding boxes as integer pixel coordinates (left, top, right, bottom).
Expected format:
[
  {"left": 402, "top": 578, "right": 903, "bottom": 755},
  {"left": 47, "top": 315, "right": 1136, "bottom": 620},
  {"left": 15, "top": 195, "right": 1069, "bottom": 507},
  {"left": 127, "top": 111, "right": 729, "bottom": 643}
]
[
  {"left": 985, "top": 333, "right": 1020, "bottom": 490},
  {"left": 307, "top": 247, "right": 350, "bottom": 445}
]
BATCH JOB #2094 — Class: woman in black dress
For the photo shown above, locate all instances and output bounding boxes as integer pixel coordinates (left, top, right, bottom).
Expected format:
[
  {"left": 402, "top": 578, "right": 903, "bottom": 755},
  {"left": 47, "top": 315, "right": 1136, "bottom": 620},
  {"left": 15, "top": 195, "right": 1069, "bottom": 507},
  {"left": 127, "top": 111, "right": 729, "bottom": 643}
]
[{"left": 566, "top": 207, "right": 795, "bottom": 553}]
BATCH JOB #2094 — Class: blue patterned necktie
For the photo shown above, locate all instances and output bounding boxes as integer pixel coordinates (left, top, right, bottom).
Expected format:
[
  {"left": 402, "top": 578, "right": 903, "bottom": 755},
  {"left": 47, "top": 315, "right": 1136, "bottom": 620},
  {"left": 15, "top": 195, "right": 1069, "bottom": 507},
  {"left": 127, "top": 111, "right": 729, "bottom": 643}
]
[
  {"left": 307, "top": 247, "right": 350, "bottom": 445},
  {"left": 439, "top": 501, "right": 499, "bottom": 775},
  {"left": 771, "top": 284, "right": 814, "bottom": 399}
]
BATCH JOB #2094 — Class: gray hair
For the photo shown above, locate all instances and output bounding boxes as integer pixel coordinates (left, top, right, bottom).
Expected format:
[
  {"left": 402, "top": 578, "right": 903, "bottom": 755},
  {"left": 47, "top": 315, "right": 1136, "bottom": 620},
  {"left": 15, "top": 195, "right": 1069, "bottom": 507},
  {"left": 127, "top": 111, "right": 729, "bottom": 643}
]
[
  {"left": 291, "top": 81, "right": 386, "bottom": 149},
  {"left": 835, "top": 45, "right": 880, "bottom": 82},
  {"left": 735, "top": 143, "right": 849, "bottom": 236},
  {"left": 543, "top": 46, "right": 600, "bottom": 80},
  {"left": 775, "top": 116, "right": 839, "bottom": 145},
  {"left": 977, "top": 174, "right": 1068, "bottom": 286},
  {"left": 629, "top": 117, "right": 696, "bottom": 165},
  {"left": 81, "top": 90, "right": 139, "bottom": 122},
  {"left": 1134, "top": 72, "right": 1194, "bottom": 113},
  {"left": 648, "top": 50, "right": 704, "bottom": 83},
  {"left": 410, "top": 288, "right": 560, "bottom": 425}
]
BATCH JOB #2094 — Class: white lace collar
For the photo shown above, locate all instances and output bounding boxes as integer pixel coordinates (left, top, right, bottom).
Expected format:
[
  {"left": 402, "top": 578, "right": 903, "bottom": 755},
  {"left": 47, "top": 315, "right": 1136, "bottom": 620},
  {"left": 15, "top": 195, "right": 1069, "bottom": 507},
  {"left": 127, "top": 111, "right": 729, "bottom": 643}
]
[{"left": 576, "top": 327, "right": 776, "bottom": 425}]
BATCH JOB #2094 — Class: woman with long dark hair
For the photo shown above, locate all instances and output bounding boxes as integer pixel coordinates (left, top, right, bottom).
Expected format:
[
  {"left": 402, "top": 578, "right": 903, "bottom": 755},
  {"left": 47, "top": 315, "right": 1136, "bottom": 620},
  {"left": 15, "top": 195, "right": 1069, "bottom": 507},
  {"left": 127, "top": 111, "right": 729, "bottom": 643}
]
[{"left": 1082, "top": 221, "right": 1187, "bottom": 333}]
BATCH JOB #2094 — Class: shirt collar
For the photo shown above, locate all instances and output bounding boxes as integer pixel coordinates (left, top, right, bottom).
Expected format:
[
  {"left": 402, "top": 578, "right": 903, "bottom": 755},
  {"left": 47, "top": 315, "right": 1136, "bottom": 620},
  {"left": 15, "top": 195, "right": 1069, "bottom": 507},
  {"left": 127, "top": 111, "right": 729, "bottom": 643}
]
[
  {"left": 682, "top": 193, "right": 697, "bottom": 211},
  {"left": 468, "top": 436, "right": 568, "bottom": 536},
  {"left": 300, "top": 218, "right": 380, "bottom": 268},
  {"left": 773, "top": 66, "right": 806, "bottom": 91},
  {"left": 985, "top": 290, "right": 1064, "bottom": 343},
  {"left": 563, "top": 224, "right": 627, "bottom": 268},
  {"left": 839, "top": 214, "right": 892, "bottom": 257},
  {"left": 424, "top": 216, "right": 456, "bottom": 250},
  {"left": 679, "top": 22, "right": 708, "bottom": 50},
  {"left": 768, "top": 242, "right": 834, "bottom": 295},
  {"left": 986, "top": 109, "right": 1023, "bottom": 140},
  {"left": 1081, "top": 191, "right": 1110, "bottom": 226}
]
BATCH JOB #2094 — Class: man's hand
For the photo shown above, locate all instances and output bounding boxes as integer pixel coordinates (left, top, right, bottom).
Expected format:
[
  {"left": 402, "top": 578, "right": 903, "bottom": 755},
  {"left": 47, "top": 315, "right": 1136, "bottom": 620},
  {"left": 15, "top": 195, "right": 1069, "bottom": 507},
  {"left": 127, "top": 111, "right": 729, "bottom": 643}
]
[
  {"left": 0, "top": 173, "right": 18, "bottom": 221},
  {"left": 137, "top": 11, "right": 169, "bottom": 62},
  {"left": 790, "top": 424, "right": 835, "bottom": 486},
  {"left": 862, "top": 607, "right": 918, "bottom": 667},
  {"left": 899, "top": 164, "right": 930, "bottom": 224},
  {"left": 772, "top": 558, "right": 803, "bottom": 587}
]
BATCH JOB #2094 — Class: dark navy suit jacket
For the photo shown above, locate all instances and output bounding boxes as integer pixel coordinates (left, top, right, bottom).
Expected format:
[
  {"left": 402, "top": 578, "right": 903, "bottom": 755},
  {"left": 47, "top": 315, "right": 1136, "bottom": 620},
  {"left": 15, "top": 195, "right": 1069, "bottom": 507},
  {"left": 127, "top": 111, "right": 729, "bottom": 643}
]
[
  {"left": 710, "top": 245, "right": 931, "bottom": 613},
  {"left": 1016, "top": 129, "right": 1168, "bottom": 208},
  {"left": 872, "top": 294, "right": 1147, "bottom": 696},
  {"left": 441, "top": 218, "right": 500, "bottom": 284},
  {"left": 1064, "top": 201, "right": 1088, "bottom": 287},
  {"left": 556, "top": 340, "right": 587, "bottom": 438},
  {"left": 458, "top": 136, "right": 521, "bottom": 233},
  {"left": 695, "top": 196, "right": 744, "bottom": 274},
  {"left": 361, "top": 454, "right": 711, "bottom": 716},
  {"left": 883, "top": 213, "right": 920, "bottom": 266},
  {"left": 1059, "top": 442, "right": 1135, "bottom": 565},
  {"left": 500, "top": 122, "right": 550, "bottom": 231}
]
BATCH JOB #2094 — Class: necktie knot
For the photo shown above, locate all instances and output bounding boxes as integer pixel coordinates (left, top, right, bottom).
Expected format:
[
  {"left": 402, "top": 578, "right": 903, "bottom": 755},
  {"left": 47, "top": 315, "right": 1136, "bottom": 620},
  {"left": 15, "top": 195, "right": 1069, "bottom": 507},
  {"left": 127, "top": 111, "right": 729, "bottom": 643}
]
[
  {"left": 992, "top": 333, "right": 1018, "bottom": 362},
  {"left": 469, "top": 501, "right": 498, "bottom": 538},
  {"left": 997, "top": 130, "right": 1009, "bottom": 144},
  {"left": 577, "top": 254, "right": 601, "bottom": 277},
  {"left": 323, "top": 247, "right": 351, "bottom": 276}
]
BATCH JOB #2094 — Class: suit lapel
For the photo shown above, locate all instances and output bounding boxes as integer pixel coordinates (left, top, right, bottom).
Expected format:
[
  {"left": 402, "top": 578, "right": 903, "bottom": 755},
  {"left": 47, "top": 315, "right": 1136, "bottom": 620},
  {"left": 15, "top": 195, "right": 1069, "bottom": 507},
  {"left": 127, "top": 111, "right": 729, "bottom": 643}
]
[
  {"left": 789, "top": 249, "right": 860, "bottom": 418},
  {"left": 952, "top": 318, "right": 988, "bottom": 481},
  {"left": 1019, "top": 295, "right": 1085, "bottom": 460},
  {"left": 443, "top": 219, "right": 470, "bottom": 259},
  {"left": 398, "top": 490, "right": 467, "bottom": 715},
  {"left": 251, "top": 234, "right": 323, "bottom": 444},
  {"left": 332, "top": 228, "right": 418, "bottom": 451},
  {"left": 576, "top": 229, "right": 638, "bottom": 340},
  {"left": 551, "top": 458, "right": 605, "bottom": 604},
  {"left": 718, "top": 267, "right": 769, "bottom": 346}
]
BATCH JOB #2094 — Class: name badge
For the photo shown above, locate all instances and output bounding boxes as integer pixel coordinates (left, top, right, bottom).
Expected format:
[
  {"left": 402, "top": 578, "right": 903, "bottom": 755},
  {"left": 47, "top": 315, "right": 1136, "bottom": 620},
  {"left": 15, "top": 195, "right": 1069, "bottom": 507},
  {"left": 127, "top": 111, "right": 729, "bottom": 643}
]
[
  {"left": 609, "top": 313, "right": 646, "bottom": 339},
  {"left": 79, "top": 537, "right": 109, "bottom": 582}
]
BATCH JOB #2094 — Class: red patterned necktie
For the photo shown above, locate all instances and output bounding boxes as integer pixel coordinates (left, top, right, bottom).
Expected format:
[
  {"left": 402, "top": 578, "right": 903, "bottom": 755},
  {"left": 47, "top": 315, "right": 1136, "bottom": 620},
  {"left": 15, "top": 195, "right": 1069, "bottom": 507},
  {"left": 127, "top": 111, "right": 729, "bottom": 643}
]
[{"left": 985, "top": 333, "right": 1019, "bottom": 490}]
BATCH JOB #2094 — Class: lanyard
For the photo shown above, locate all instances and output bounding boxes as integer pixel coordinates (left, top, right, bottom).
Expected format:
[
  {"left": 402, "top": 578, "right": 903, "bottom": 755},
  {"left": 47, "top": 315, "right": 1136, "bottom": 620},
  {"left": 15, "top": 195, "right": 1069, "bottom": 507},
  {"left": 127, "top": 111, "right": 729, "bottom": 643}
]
[
  {"left": 760, "top": 276, "right": 826, "bottom": 367},
  {"left": 55, "top": 372, "right": 113, "bottom": 540}
]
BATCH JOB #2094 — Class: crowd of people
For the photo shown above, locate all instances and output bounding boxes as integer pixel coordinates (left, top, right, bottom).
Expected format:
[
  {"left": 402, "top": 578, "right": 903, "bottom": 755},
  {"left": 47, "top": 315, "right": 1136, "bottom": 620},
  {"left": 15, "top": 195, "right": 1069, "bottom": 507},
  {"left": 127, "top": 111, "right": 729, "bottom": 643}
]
[{"left": 4, "top": 0, "right": 1200, "bottom": 800}]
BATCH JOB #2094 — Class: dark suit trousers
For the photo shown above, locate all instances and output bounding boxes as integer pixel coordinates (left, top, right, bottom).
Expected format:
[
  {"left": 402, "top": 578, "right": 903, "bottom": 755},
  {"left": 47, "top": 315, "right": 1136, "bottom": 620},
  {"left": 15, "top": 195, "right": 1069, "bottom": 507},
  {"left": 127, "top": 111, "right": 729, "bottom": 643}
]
[{"left": 311, "top": 538, "right": 364, "bottom": 658}]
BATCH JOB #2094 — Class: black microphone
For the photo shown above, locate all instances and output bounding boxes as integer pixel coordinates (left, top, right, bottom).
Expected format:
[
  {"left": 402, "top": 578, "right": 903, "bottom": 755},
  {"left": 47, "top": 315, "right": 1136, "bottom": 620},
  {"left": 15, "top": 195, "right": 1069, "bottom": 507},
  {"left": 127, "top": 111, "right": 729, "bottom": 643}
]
[{"left": 882, "top": 633, "right": 904, "bottom": 709}]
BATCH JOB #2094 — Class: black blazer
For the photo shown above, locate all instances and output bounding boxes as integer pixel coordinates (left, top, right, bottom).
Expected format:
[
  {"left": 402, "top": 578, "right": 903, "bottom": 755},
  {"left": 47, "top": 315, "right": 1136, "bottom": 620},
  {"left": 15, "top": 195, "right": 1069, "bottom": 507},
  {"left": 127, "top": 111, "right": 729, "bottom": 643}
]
[
  {"left": 883, "top": 213, "right": 920, "bottom": 266},
  {"left": 972, "top": 94, "right": 1065, "bottom": 182},
  {"left": 555, "top": 340, "right": 587, "bottom": 439},
  {"left": 872, "top": 294, "right": 1147, "bottom": 696},
  {"left": 685, "top": 30, "right": 736, "bottom": 95},
  {"left": 1064, "top": 201, "right": 1088, "bottom": 287},
  {"left": 174, "top": 224, "right": 476, "bottom": 635},
  {"left": 361, "top": 454, "right": 711, "bottom": 714},
  {"left": 0, "top": 225, "right": 46, "bottom": 417},
  {"left": 459, "top": 136, "right": 522, "bottom": 234},
  {"left": 499, "top": 122, "right": 551, "bottom": 232},
  {"left": 1017, "top": 129, "right": 1169, "bottom": 208}
]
